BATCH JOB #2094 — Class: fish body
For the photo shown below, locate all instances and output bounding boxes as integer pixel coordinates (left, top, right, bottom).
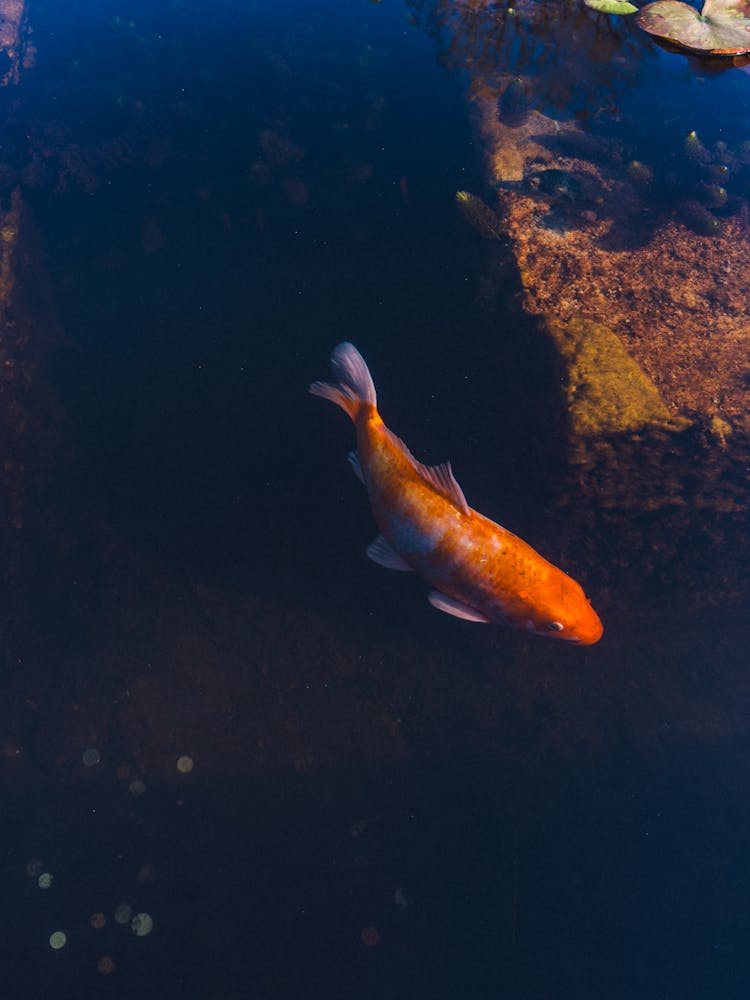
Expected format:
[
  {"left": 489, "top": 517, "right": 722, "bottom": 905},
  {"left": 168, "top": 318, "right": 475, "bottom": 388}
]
[{"left": 311, "top": 343, "right": 603, "bottom": 645}]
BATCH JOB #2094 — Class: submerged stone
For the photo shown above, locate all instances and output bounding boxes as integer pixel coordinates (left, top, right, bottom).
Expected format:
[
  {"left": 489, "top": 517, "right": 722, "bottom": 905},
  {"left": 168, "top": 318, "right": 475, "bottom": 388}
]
[
  {"left": 683, "top": 130, "right": 712, "bottom": 162},
  {"left": 626, "top": 160, "right": 653, "bottom": 187},
  {"left": 527, "top": 168, "right": 580, "bottom": 199},
  {"left": 542, "top": 316, "right": 673, "bottom": 437},
  {"left": 708, "top": 414, "right": 732, "bottom": 448},
  {"left": 498, "top": 77, "right": 533, "bottom": 127},
  {"left": 679, "top": 199, "right": 721, "bottom": 235}
]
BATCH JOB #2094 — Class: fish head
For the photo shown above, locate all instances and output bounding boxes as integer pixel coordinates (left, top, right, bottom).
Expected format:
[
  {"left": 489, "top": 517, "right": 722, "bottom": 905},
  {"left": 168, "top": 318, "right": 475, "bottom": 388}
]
[{"left": 525, "top": 578, "right": 603, "bottom": 646}]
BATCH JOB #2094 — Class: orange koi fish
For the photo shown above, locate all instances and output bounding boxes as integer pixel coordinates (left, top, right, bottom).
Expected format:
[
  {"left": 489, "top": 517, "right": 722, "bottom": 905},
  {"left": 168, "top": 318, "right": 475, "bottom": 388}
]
[{"left": 310, "top": 343, "right": 603, "bottom": 645}]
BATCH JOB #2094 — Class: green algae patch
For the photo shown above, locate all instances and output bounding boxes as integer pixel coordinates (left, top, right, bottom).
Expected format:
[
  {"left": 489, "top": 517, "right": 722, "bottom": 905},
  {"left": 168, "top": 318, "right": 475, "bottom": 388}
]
[
  {"left": 455, "top": 191, "right": 504, "bottom": 239},
  {"left": 543, "top": 316, "right": 676, "bottom": 437},
  {"left": 708, "top": 414, "right": 732, "bottom": 448}
]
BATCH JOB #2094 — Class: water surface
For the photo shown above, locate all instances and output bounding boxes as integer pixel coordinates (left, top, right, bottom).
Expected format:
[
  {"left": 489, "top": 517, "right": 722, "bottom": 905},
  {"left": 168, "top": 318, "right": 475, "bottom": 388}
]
[{"left": 2, "top": 1, "right": 749, "bottom": 998}]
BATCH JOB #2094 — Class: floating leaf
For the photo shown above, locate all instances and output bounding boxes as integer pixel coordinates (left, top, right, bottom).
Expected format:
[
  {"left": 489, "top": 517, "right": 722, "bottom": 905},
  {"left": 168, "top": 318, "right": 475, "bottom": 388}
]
[
  {"left": 585, "top": 0, "right": 638, "bottom": 14},
  {"left": 636, "top": 0, "right": 750, "bottom": 55}
]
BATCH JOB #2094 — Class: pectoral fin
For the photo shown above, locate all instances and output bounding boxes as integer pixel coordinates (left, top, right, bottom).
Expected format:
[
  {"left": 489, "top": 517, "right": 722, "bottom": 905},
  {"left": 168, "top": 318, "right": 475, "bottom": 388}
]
[
  {"left": 428, "top": 590, "right": 490, "bottom": 623},
  {"left": 348, "top": 450, "right": 365, "bottom": 484},
  {"left": 366, "top": 535, "right": 413, "bottom": 571}
]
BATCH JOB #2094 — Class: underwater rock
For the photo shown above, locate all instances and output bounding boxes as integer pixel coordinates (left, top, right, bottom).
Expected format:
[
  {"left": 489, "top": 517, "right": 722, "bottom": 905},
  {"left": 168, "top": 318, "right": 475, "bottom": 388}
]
[
  {"left": 626, "top": 160, "right": 653, "bottom": 187},
  {"left": 683, "top": 130, "right": 712, "bottom": 164},
  {"left": 491, "top": 142, "right": 525, "bottom": 183},
  {"left": 537, "top": 313, "right": 750, "bottom": 604},
  {"left": 711, "top": 141, "right": 737, "bottom": 171},
  {"left": 541, "top": 129, "right": 624, "bottom": 165},
  {"left": 498, "top": 77, "right": 533, "bottom": 127},
  {"left": 482, "top": 109, "right": 750, "bottom": 423},
  {"left": 678, "top": 198, "right": 721, "bottom": 235},
  {"left": 475, "top": 95, "right": 564, "bottom": 183},
  {"left": 697, "top": 182, "right": 728, "bottom": 209},
  {"left": 0, "top": 0, "right": 28, "bottom": 87},
  {"left": 431, "top": 0, "right": 750, "bottom": 609},
  {"left": 701, "top": 161, "right": 730, "bottom": 182},
  {"left": 542, "top": 316, "right": 676, "bottom": 438},
  {"left": 524, "top": 168, "right": 599, "bottom": 207},
  {"left": 708, "top": 414, "right": 732, "bottom": 448}
]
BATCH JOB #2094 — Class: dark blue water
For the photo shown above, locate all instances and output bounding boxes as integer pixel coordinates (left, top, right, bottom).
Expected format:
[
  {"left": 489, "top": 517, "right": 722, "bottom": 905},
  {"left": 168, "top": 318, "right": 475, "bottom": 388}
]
[{"left": 2, "top": 1, "right": 750, "bottom": 998}]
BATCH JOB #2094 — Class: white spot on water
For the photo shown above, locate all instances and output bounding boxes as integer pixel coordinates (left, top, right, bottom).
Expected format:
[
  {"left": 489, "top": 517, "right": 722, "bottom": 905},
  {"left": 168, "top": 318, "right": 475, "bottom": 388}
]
[{"left": 131, "top": 912, "right": 153, "bottom": 937}]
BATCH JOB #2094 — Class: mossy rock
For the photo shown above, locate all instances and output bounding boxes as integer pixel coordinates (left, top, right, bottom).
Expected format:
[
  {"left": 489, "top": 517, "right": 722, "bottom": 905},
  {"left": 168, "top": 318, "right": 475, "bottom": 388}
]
[{"left": 542, "top": 315, "right": 683, "bottom": 438}]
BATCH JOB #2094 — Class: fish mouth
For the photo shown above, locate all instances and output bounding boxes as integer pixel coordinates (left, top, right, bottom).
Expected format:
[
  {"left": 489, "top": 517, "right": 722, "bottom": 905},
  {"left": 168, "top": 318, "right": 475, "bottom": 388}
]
[{"left": 576, "top": 622, "right": 604, "bottom": 646}]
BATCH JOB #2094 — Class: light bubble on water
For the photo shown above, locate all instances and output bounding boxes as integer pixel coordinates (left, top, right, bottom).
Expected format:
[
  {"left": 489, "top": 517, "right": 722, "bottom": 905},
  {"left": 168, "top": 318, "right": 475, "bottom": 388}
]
[
  {"left": 37, "top": 872, "right": 53, "bottom": 889},
  {"left": 176, "top": 755, "right": 194, "bottom": 774},
  {"left": 113, "top": 903, "right": 133, "bottom": 925},
  {"left": 49, "top": 931, "right": 67, "bottom": 950},
  {"left": 97, "top": 955, "right": 115, "bottom": 975},
  {"left": 128, "top": 779, "right": 146, "bottom": 797},
  {"left": 131, "top": 912, "right": 153, "bottom": 937},
  {"left": 82, "top": 747, "right": 101, "bottom": 767},
  {"left": 26, "top": 857, "right": 45, "bottom": 878},
  {"left": 90, "top": 912, "right": 106, "bottom": 930},
  {"left": 130, "top": 913, "right": 154, "bottom": 937}
]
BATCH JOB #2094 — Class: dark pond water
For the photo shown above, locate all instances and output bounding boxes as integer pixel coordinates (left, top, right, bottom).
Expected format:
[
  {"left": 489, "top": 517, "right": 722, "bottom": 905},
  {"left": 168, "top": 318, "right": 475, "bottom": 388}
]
[{"left": 2, "top": 1, "right": 750, "bottom": 998}]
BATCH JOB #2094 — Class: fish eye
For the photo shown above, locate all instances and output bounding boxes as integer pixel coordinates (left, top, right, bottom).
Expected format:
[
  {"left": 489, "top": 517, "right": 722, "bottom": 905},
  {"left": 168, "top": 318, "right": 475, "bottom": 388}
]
[{"left": 546, "top": 621, "right": 564, "bottom": 632}]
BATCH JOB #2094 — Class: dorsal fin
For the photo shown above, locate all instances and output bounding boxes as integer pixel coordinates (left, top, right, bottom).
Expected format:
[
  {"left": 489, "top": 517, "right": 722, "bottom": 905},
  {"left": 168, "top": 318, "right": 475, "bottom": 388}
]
[{"left": 387, "top": 429, "right": 470, "bottom": 516}]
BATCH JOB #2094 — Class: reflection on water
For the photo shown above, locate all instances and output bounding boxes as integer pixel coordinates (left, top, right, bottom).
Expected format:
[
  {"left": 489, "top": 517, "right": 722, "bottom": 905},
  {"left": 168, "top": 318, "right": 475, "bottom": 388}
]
[
  {"left": 1, "top": 0, "right": 749, "bottom": 998},
  {"left": 409, "top": 0, "right": 650, "bottom": 117}
]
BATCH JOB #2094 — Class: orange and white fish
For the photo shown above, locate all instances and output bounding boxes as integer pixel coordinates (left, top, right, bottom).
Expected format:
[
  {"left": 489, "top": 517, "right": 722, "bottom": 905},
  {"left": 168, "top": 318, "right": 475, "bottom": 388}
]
[{"left": 310, "top": 343, "right": 603, "bottom": 645}]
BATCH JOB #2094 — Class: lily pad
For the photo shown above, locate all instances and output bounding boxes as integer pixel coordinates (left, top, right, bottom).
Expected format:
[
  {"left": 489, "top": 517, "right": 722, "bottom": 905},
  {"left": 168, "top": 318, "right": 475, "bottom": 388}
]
[
  {"left": 585, "top": 0, "right": 638, "bottom": 14},
  {"left": 636, "top": 0, "right": 750, "bottom": 55}
]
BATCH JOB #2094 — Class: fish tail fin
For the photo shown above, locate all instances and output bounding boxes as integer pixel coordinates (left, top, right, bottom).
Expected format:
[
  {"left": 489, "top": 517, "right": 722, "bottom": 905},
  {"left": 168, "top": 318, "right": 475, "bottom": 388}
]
[{"left": 309, "top": 342, "right": 377, "bottom": 422}]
